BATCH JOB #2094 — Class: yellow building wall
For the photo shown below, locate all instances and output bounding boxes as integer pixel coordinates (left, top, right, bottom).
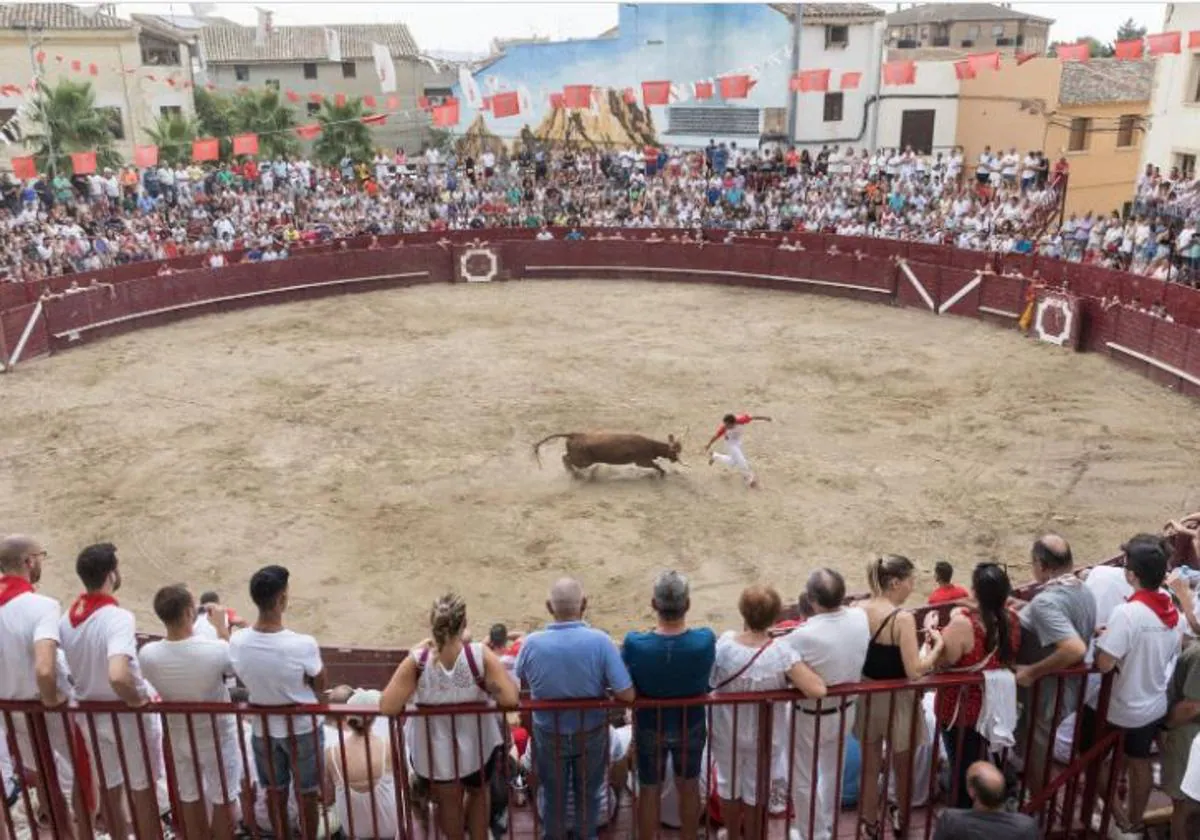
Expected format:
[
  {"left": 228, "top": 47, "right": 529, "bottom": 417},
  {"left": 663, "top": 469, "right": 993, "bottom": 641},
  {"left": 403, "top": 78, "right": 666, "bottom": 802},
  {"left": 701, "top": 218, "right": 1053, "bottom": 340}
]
[{"left": 955, "top": 57, "right": 1145, "bottom": 217}]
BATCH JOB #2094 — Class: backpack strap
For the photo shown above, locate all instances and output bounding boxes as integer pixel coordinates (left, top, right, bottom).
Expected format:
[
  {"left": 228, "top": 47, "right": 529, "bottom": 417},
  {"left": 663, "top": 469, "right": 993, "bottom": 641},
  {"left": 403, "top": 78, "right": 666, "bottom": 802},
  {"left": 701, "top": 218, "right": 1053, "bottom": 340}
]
[
  {"left": 462, "top": 643, "right": 488, "bottom": 693},
  {"left": 713, "top": 639, "right": 773, "bottom": 690},
  {"left": 415, "top": 646, "right": 430, "bottom": 672}
]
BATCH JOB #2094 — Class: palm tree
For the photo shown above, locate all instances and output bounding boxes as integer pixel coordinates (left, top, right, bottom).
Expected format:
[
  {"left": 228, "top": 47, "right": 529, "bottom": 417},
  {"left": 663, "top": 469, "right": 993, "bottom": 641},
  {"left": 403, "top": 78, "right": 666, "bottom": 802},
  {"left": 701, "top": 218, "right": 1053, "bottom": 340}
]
[
  {"left": 144, "top": 112, "right": 198, "bottom": 167},
  {"left": 228, "top": 88, "right": 299, "bottom": 159},
  {"left": 194, "top": 87, "right": 234, "bottom": 159},
  {"left": 312, "top": 97, "right": 374, "bottom": 166},
  {"left": 23, "top": 79, "right": 122, "bottom": 174}
]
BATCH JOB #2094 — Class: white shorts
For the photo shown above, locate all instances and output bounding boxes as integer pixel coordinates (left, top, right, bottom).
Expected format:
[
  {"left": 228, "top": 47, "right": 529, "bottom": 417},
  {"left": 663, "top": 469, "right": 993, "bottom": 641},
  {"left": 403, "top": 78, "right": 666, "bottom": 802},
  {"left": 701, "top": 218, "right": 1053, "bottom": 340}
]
[
  {"left": 1182, "top": 732, "right": 1200, "bottom": 803},
  {"left": 7, "top": 709, "right": 77, "bottom": 795},
  {"left": 84, "top": 711, "right": 164, "bottom": 791},
  {"left": 169, "top": 729, "right": 244, "bottom": 804}
]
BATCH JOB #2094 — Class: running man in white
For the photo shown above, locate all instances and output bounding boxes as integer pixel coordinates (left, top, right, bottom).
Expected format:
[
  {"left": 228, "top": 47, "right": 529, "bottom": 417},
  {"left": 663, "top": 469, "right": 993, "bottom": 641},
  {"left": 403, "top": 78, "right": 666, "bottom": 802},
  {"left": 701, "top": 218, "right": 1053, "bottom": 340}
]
[{"left": 704, "top": 412, "right": 772, "bottom": 488}]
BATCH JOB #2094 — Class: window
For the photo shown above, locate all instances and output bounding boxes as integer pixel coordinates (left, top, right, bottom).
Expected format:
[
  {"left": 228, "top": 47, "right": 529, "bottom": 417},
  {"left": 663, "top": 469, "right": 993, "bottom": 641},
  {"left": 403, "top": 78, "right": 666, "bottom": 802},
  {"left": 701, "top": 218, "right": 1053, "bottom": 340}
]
[
  {"left": 98, "top": 106, "right": 124, "bottom": 140},
  {"left": 967, "top": 25, "right": 980, "bottom": 39},
  {"left": 265, "top": 79, "right": 280, "bottom": 91},
  {"left": 1175, "top": 152, "right": 1196, "bottom": 179},
  {"left": 159, "top": 105, "right": 182, "bottom": 118},
  {"left": 825, "top": 25, "right": 849, "bottom": 48},
  {"left": 1192, "top": 56, "right": 1200, "bottom": 103},
  {"left": 234, "top": 64, "right": 249, "bottom": 82},
  {"left": 823, "top": 92, "right": 844, "bottom": 122},
  {"left": 306, "top": 102, "right": 320, "bottom": 115},
  {"left": 1067, "top": 117, "right": 1091, "bottom": 152},
  {"left": 919, "top": 27, "right": 929, "bottom": 39},
  {"left": 1116, "top": 114, "right": 1137, "bottom": 148},
  {"left": 303, "top": 62, "right": 318, "bottom": 80},
  {"left": 991, "top": 23, "right": 1005, "bottom": 37},
  {"left": 0, "top": 108, "right": 18, "bottom": 143},
  {"left": 341, "top": 61, "right": 356, "bottom": 78},
  {"left": 423, "top": 86, "right": 454, "bottom": 105}
]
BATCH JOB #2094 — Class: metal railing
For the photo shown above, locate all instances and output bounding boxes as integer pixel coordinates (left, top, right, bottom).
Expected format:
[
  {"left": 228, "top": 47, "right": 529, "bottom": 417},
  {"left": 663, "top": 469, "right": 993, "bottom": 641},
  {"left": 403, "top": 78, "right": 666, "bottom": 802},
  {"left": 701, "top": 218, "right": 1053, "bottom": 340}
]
[{"left": 1, "top": 667, "right": 1119, "bottom": 839}]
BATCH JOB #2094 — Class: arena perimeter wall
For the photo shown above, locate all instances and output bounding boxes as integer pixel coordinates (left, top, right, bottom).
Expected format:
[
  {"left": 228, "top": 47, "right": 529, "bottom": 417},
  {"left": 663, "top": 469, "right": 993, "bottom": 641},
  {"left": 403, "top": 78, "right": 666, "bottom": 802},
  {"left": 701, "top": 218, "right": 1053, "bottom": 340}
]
[{"left": 3, "top": 228, "right": 1200, "bottom": 400}]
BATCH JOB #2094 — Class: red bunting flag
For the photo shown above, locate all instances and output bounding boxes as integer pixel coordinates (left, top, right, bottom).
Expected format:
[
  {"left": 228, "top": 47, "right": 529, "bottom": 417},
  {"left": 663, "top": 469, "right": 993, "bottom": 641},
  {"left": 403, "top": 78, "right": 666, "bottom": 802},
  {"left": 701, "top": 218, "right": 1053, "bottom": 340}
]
[
  {"left": 1015, "top": 51, "right": 1038, "bottom": 65},
  {"left": 54, "top": 55, "right": 63, "bottom": 63},
  {"left": 1057, "top": 42, "right": 1090, "bottom": 62},
  {"left": 70, "top": 59, "right": 81, "bottom": 72},
  {"left": 232, "top": 133, "right": 258, "bottom": 156},
  {"left": 35, "top": 50, "right": 45, "bottom": 64},
  {"left": 693, "top": 80, "right": 714, "bottom": 100},
  {"left": 286, "top": 90, "right": 300, "bottom": 103},
  {"left": 1147, "top": 32, "right": 1181, "bottom": 55},
  {"left": 182, "top": 80, "right": 193, "bottom": 90},
  {"left": 954, "top": 60, "right": 976, "bottom": 81},
  {"left": 563, "top": 85, "right": 592, "bottom": 108},
  {"left": 641, "top": 80, "right": 671, "bottom": 106},
  {"left": 491, "top": 90, "right": 520, "bottom": 118},
  {"left": 386, "top": 95, "right": 398, "bottom": 110},
  {"left": 790, "top": 69, "right": 831, "bottom": 93},
  {"left": 417, "top": 95, "right": 430, "bottom": 111},
  {"left": 334, "top": 93, "right": 346, "bottom": 107},
  {"left": 1114, "top": 39, "right": 1144, "bottom": 60},
  {"left": 840, "top": 71, "right": 862, "bottom": 90},
  {"left": 1191, "top": 31, "right": 1200, "bottom": 49},
  {"left": 362, "top": 114, "right": 388, "bottom": 125},
  {"left": 11, "top": 156, "right": 36, "bottom": 179},
  {"left": 192, "top": 137, "right": 219, "bottom": 162},
  {"left": 481, "top": 95, "right": 493, "bottom": 112},
  {"left": 134, "top": 144, "right": 158, "bottom": 167},
  {"left": 882, "top": 60, "right": 917, "bottom": 86},
  {"left": 623, "top": 87, "right": 637, "bottom": 105},
  {"left": 88, "top": 63, "right": 98, "bottom": 76},
  {"left": 167, "top": 77, "right": 177, "bottom": 87},
  {"left": 718, "top": 75, "right": 754, "bottom": 99},
  {"left": 363, "top": 95, "right": 376, "bottom": 107},
  {"left": 969, "top": 51, "right": 1000, "bottom": 73},
  {"left": 309, "top": 92, "right": 322, "bottom": 103},
  {"left": 295, "top": 123, "right": 321, "bottom": 140},
  {"left": 0, "top": 84, "right": 20, "bottom": 96},
  {"left": 549, "top": 92, "right": 564, "bottom": 109},
  {"left": 432, "top": 98, "right": 459, "bottom": 127},
  {"left": 70, "top": 151, "right": 97, "bottom": 175}
]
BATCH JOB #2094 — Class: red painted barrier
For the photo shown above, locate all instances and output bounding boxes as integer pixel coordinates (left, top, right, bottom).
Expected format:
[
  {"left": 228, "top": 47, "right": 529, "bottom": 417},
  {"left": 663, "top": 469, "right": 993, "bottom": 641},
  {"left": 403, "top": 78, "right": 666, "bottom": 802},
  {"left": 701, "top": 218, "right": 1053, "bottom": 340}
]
[{"left": 936, "top": 267, "right": 982, "bottom": 318}]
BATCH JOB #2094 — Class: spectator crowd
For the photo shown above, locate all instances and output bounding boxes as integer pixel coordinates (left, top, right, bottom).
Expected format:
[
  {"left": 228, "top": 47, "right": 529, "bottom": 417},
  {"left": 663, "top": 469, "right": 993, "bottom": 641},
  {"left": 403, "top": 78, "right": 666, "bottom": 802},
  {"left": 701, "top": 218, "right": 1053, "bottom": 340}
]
[
  {"left": 4, "top": 518, "right": 1200, "bottom": 840},
  {"left": 2, "top": 140, "right": 1198, "bottom": 289}
]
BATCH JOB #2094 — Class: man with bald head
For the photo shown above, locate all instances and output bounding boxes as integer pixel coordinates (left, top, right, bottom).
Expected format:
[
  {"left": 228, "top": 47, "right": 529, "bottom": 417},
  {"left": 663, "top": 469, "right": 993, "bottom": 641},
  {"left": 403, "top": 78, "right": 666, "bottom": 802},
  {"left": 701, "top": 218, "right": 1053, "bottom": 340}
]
[
  {"left": 516, "top": 577, "right": 634, "bottom": 840},
  {"left": 1015, "top": 534, "right": 1096, "bottom": 795},
  {"left": 0, "top": 535, "right": 80, "bottom": 837},
  {"left": 932, "top": 760, "right": 1037, "bottom": 839}
]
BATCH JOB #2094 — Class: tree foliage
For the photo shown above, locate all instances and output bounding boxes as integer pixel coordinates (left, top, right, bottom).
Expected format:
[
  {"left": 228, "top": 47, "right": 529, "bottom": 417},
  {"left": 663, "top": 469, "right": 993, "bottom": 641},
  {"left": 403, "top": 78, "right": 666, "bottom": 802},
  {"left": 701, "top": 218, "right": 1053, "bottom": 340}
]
[
  {"left": 144, "top": 112, "right": 198, "bottom": 167},
  {"left": 23, "top": 78, "right": 122, "bottom": 174},
  {"left": 312, "top": 97, "right": 375, "bottom": 166},
  {"left": 228, "top": 88, "right": 299, "bottom": 159},
  {"left": 1048, "top": 36, "right": 1115, "bottom": 59},
  {"left": 1115, "top": 18, "right": 1147, "bottom": 43},
  {"left": 194, "top": 87, "right": 234, "bottom": 159}
]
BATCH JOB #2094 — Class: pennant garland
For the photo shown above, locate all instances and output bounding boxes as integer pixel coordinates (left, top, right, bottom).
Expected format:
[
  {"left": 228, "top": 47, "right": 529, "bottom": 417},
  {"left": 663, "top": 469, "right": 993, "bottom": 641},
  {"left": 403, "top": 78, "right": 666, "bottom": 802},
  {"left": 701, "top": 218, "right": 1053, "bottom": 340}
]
[
  {"left": 363, "top": 95, "right": 376, "bottom": 107},
  {"left": 882, "top": 60, "right": 917, "bottom": 86},
  {"left": 717, "top": 75, "right": 754, "bottom": 99},
  {"left": 192, "top": 137, "right": 219, "bottom": 162},
  {"left": 549, "top": 92, "right": 564, "bottom": 109},
  {"left": 1056, "top": 42, "right": 1090, "bottom": 62},
  {"left": 361, "top": 113, "right": 387, "bottom": 125},
  {"left": 232, "top": 133, "right": 259, "bottom": 156},
  {"left": 1192, "top": 31, "right": 1200, "bottom": 49},
  {"left": 790, "top": 69, "right": 830, "bottom": 93},
  {"left": 954, "top": 60, "right": 976, "bottom": 81},
  {"left": 1114, "top": 39, "right": 1144, "bottom": 60},
  {"left": 70, "top": 151, "right": 97, "bottom": 175},
  {"left": 1147, "top": 31, "right": 1181, "bottom": 55},
  {"left": 295, "top": 123, "right": 321, "bottom": 140},
  {"left": 693, "top": 80, "right": 714, "bottom": 100},
  {"left": 432, "top": 98, "right": 459, "bottom": 127},
  {"left": 491, "top": 90, "right": 520, "bottom": 118},
  {"left": 968, "top": 51, "right": 1000, "bottom": 73},
  {"left": 641, "top": 80, "right": 671, "bottom": 106},
  {"left": 134, "top": 144, "right": 158, "bottom": 167},
  {"left": 840, "top": 71, "right": 862, "bottom": 90},
  {"left": 563, "top": 85, "right": 592, "bottom": 109},
  {"left": 1015, "top": 51, "right": 1038, "bottom": 65},
  {"left": 12, "top": 155, "right": 36, "bottom": 180},
  {"left": 623, "top": 87, "right": 637, "bottom": 105}
]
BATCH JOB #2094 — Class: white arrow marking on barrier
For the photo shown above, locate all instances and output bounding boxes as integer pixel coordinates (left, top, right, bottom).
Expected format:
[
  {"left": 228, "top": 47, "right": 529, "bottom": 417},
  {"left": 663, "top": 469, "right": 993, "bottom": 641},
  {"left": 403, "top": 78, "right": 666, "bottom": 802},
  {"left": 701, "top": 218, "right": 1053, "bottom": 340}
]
[
  {"left": 899, "top": 260, "right": 936, "bottom": 312},
  {"left": 8, "top": 299, "right": 44, "bottom": 369},
  {"left": 937, "top": 271, "right": 983, "bottom": 315}
]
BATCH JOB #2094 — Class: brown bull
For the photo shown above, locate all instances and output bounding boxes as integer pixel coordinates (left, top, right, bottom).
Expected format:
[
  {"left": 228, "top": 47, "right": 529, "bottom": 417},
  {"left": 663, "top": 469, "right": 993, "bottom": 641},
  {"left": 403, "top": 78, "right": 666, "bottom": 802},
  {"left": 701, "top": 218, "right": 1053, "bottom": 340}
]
[{"left": 533, "top": 432, "right": 684, "bottom": 478}]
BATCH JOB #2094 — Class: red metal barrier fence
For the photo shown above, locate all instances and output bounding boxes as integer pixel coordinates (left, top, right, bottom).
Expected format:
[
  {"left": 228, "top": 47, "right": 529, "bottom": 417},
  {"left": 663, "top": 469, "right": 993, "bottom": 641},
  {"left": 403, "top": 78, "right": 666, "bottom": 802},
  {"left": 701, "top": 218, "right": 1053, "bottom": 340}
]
[{"left": 2, "top": 668, "right": 1119, "bottom": 840}]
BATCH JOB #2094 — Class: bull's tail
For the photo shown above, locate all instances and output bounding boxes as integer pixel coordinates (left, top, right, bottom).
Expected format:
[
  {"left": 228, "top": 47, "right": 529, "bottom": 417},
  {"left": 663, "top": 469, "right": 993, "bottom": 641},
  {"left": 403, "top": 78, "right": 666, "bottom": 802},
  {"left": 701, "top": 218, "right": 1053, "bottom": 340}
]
[{"left": 532, "top": 433, "right": 573, "bottom": 468}]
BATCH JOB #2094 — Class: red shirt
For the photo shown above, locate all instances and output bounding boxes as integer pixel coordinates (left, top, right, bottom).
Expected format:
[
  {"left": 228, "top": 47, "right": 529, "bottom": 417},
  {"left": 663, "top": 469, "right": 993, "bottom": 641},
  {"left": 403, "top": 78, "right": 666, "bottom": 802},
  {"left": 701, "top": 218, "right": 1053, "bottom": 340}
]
[
  {"left": 927, "top": 584, "right": 970, "bottom": 605},
  {"left": 714, "top": 413, "right": 751, "bottom": 439},
  {"left": 935, "top": 609, "right": 1021, "bottom": 727}
]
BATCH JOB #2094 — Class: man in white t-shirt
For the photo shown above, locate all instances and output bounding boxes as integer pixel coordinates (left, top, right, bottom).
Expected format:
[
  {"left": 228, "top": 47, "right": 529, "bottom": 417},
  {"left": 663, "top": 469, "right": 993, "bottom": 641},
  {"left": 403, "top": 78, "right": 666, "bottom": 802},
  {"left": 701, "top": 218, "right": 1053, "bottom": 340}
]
[
  {"left": 0, "top": 535, "right": 81, "bottom": 837},
  {"left": 1091, "top": 534, "right": 1188, "bottom": 833},
  {"left": 780, "top": 569, "right": 871, "bottom": 840},
  {"left": 229, "top": 565, "right": 326, "bottom": 840},
  {"left": 139, "top": 584, "right": 242, "bottom": 840},
  {"left": 60, "top": 543, "right": 162, "bottom": 840}
]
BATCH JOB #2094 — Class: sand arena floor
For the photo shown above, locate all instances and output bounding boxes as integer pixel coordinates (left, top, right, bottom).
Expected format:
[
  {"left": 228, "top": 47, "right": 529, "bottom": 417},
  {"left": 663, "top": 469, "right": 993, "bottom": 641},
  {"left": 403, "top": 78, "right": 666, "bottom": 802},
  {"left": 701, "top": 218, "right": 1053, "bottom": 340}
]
[{"left": 4, "top": 279, "right": 1199, "bottom": 646}]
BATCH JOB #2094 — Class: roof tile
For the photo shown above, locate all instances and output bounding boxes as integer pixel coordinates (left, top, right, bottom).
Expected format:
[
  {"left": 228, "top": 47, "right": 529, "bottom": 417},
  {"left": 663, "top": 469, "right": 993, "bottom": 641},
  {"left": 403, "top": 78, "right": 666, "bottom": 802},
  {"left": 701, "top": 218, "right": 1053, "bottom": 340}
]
[
  {"left": 887, "top": 3, "right": 1053, "bottom": 26},
  {"left": 199, "top": 24, "right": 418, "bottom": 64},
  {"left": 0, "top": 2, "right": 132, "bottom": 30}
]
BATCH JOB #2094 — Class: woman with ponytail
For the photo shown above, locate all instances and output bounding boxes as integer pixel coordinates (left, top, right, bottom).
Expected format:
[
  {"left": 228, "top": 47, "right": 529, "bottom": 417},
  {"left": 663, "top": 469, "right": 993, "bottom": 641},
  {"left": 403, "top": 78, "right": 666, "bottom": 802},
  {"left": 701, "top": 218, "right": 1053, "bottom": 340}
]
[
  {"left": 856, "top": 554, "right": 944, "bottom": 840},
  {"left": 932, "top": 563, "right": 1021, "bottom": 809},
  {"left": 380, "top": 594, "right": 519, "bottom": 840}
]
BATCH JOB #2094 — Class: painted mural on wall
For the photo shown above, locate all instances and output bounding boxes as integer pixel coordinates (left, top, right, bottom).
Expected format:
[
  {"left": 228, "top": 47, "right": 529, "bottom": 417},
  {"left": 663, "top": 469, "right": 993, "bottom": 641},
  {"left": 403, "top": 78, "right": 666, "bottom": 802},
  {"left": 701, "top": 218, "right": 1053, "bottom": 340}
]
[{"left": 453, "top": 3, "right": 806, "bottom": 147}]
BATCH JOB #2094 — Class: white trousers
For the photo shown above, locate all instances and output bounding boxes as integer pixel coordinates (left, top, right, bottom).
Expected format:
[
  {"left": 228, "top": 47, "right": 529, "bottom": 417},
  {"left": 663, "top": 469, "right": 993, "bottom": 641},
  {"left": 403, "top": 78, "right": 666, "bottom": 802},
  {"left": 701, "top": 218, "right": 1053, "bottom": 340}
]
[
  {"left": 790, "top": 705, "right": 855, "bottom": 840},
  {"left": 713, "top": 444, "right": 754, "bottom": 482}
]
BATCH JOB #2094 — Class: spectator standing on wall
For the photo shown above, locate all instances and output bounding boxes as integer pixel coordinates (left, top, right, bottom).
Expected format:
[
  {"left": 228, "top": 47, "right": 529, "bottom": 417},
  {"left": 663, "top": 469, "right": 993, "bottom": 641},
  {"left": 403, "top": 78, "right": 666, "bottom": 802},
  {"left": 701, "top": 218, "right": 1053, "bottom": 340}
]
[
  {"left": 931, "top": 761, "right": 1038, "bottom": 840},
  {"left": 926, "top": 561, "right": 970, "bottom": 605},
  {"left": 138, "top": 584, "right": 242, "bottom": 840},
  {"left": 622, "top": 571, "right": 716, "bottom": 840},
  {"left": 515, "top": 577, "right": 635, "bottom": 840},
  {"left": 60, "top": 543, "right": 163, "bottom": 840},
  {"left": 1014, "top": 535, "right": 1096, "bottom": 796},
  {"left": 779, "top": 568, "right": 871, "bottom": 840},
  {"left": 229, "top": 565, "right": 327, "bottom": 840}
]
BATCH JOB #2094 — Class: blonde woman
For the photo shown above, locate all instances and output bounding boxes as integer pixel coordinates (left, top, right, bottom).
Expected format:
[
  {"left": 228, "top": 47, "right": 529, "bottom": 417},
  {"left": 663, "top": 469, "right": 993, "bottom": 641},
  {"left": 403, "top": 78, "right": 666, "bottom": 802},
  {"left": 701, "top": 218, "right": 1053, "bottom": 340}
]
[
  {"left": 323, "top": 689, "right": 397, "bottom": 839},
  {"left": 856, "top": 555, "right": 943, "bottom": 839},
  {"left": 380, "top": 594, "right": 518, "bottom": 840}
]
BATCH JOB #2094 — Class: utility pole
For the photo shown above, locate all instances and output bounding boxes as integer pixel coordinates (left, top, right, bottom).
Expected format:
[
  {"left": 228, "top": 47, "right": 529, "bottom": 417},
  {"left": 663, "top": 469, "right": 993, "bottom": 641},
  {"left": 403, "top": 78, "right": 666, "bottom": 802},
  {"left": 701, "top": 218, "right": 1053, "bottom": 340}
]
[{"left": 785, "top": 3, "right": 803, "bottom": 145}]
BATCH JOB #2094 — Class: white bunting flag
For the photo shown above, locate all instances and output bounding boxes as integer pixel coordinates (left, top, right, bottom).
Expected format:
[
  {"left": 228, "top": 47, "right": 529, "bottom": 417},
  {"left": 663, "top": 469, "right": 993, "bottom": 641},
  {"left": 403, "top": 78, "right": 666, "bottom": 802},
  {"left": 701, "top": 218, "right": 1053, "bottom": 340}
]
[
  {"left": 324, "top": 28, "right": 342, "bottom": 63},
  {"left": 372, "top": 43, "right": 396, "bottom": 93},
  {"left": 458, "top": 66, "right": 482, "bottom": 108},
  {"left": 255, "top": 8, "right": 273, "bottom": 47},
  {"left": 517, "top": 84, "right": 533, "bottom": 115},
  {"left": 189, "top": 2, "right": 216, "bottom": 16}
]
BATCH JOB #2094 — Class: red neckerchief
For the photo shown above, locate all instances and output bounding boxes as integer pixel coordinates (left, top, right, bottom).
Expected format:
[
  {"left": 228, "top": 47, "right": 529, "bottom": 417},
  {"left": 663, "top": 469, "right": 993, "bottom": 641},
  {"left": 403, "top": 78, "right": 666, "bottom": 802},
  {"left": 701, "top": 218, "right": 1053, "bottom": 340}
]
[
  {"left": 0, "top": 575, "right": 34, "bottom": 606},
  {"left": 68, "top": 592, "right": 119, "bottom": 627},
  {"left": 1127, "top": 589, "right": 1179, "bottom": 629}
]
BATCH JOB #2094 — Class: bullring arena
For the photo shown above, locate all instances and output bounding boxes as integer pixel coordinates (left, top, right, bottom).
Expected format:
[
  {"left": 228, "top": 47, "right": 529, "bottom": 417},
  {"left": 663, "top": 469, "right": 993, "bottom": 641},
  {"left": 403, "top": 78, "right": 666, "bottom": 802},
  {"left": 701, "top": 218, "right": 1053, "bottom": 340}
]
[{"left": 3, "top": 231, "right": 1199, "bottom": 644}]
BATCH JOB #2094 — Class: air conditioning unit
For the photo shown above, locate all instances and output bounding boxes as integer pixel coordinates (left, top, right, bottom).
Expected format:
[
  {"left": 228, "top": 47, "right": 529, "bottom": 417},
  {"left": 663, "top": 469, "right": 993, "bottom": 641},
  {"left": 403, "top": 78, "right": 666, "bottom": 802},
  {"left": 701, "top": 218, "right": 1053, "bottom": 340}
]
[{"left": 960, "top": 39, "right": 975, "bottom": 47}]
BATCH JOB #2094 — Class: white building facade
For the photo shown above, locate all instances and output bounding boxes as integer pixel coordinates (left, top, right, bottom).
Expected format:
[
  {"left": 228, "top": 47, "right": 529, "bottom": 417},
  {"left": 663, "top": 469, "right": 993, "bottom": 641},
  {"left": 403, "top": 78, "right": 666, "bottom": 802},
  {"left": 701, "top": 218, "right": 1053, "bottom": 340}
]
[{"left": 1140, "top": 3, "right": 1200, "bottom": 178}]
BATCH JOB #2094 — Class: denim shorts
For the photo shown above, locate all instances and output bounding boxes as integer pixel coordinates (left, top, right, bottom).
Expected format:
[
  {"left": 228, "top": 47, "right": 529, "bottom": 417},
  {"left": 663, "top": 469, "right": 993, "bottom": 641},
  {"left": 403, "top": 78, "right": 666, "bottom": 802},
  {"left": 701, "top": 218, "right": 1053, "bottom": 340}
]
[
  {"left": 634, "top": 719, "right": 706, "bottom": 786},
  {"left": 251, "top": 729, "right": 322, "bottom": 793}
]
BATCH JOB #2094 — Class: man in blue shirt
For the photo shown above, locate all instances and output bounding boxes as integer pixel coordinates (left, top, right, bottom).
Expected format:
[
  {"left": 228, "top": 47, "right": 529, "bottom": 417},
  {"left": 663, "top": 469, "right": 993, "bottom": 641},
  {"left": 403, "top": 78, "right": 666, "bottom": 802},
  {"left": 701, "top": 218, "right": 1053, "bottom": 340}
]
[
  {"left": 623, "top": 571, "right": 715, "bottom": 840},
  {"left": 516, "top": 578, "right": 634, "bottom": 840}
]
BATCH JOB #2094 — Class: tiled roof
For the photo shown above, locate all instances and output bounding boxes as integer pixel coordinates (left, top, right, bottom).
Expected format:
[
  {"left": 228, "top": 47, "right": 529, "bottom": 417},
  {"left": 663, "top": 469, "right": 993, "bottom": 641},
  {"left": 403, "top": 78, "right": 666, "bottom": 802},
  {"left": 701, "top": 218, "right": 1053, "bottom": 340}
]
[
  {"left": 887, "top": 3, "right": 1053, "bottom": 26},
  {"left": 130, "top": 14, "right": 195, "bottom": 44},
  {"left": 1058, "top": 59, "right": 1155, "bottom": 106},
  {"left": 0, "top": 3, "right": 132, "bottom": 30},
  {"left": 772, "top": 3, "right": 887, "bottom": 21},
  {"left": 199, "top": 24, "right": 418, "bottom": 64}
]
